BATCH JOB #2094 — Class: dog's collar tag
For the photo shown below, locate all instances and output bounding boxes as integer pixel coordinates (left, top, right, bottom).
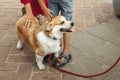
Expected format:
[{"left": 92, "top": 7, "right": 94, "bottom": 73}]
[{"left": 52, "top": 37, "right": 57, "bottom": 40}]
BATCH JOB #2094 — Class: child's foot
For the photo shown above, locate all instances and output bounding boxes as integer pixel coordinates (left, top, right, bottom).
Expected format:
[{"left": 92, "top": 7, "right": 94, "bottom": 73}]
[{"left": 53, "top": 52, "right": 72, "bottom": 67}]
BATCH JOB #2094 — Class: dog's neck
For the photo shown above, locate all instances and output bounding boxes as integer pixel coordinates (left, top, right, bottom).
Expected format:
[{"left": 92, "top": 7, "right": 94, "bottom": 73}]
[
  {"left": 43, "top": 28, "right": 63, "bottom": 40},
  {"left": 38, "top": 31, "right": 62, "bottom": 41}
]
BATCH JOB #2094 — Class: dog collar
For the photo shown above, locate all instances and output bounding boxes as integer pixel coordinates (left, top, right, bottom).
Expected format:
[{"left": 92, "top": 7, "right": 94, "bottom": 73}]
[{"left": 51, "top": 37, "right": 58, "bottom": 40}]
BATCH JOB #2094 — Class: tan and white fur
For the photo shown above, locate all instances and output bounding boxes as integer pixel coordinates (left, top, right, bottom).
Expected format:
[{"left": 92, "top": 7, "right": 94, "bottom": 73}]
[{"left": 16, "top": 15, "right": 74, "bottom": 70}]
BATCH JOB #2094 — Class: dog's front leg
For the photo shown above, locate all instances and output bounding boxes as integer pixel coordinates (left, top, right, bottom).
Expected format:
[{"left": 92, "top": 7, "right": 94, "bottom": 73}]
[
  {"left": 55, "top": 52, "right": 60, "bottom": 58},
  {"left": 35, "top": 49, "right": 46, "bottom": 70},
  {"left": 55, "top": 45, "right": 61, "bottom": 58},
  {"left": 54, "top": 46, "right": 61, "bottom": 58},
  {"left": 35, "top": 53, "right": 46, "bottom": 70}
]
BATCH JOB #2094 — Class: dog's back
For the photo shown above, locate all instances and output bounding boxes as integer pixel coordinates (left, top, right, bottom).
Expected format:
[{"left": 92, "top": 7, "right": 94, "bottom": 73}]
[{"left": 16, "top": 15, "right": 41, "bottom": 49}]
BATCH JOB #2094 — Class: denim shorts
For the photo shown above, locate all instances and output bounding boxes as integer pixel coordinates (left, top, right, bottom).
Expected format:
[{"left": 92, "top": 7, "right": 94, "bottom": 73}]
[{"left": 48, "top": 0, "right": 73, "bottom": 21}]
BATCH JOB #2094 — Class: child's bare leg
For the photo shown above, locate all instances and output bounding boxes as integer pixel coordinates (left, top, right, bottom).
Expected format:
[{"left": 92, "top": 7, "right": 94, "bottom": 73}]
[
  {"left": 53, "top": 33, "right": 72, "bottom": 67},
  {"left": 63, "top": 33, "right": 71, "bottom": 54}
]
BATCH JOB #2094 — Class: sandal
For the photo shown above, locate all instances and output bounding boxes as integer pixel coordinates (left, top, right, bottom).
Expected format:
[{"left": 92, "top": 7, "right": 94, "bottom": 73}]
[
  {"left": 43, "top": 53, "right": 55, "bottom": 62},
  {"left": 53, "top": 52, "right": 72, "bottom": 67}
]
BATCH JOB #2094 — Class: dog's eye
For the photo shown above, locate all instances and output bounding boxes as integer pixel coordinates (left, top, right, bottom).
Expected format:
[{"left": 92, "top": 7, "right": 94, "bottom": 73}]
[{"left": 60, "top": 21, "right": 65, "bottom": 25}]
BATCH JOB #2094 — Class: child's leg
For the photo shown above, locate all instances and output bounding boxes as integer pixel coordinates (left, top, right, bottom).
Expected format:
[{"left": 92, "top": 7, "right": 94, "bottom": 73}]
[
  {"left": 48, "top": 0, "right": 60, "bottom": 16},
  {"left": 48, "top": 0, "right": 73, "bottom": 66},
  {"left": 60, "top": 0, "right": 73, "bottom": 55},
  {"left": 53, "top": 0, "right": 73, "bottom": 66},
  {"left": 63, "top": 33, "right": 71, "bottom": 54}
]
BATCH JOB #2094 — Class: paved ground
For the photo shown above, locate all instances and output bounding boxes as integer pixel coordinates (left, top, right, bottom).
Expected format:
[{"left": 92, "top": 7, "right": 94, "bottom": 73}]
[{"left": 0, "top": 0, "right": 120, "bottom": 80}]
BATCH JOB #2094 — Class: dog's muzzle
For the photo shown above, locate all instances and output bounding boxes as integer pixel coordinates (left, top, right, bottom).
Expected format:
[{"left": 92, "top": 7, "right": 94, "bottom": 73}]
[{"left": 60, "top": 22, "right": 75, "bottom": 32}]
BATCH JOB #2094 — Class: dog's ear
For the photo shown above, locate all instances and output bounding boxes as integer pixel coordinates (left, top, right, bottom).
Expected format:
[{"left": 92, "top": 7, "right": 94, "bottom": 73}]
[
  {"left": 58, "top": 12, "right": 61, "bottom": 16},
  {"left": 46, "top": 22, "right": 54, "bottom": 31}
]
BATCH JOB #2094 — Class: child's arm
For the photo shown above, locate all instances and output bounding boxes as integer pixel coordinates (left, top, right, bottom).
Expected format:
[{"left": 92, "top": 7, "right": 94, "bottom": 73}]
[
  {"left": 24, "top": 3, "right": 35, "bottom": 27},
  {"left": 37, "top": 0, "right": 53, "bottom": 20},
  {"left": 20, "top": 0, "right": 34, "bottom": 27},
  {"left": 20, "top": 0, "right": 34, "bottom": 17}
]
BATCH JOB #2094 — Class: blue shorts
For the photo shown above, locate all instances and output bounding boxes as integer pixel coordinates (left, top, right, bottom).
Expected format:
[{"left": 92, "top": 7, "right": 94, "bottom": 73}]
[{"left": 48, "top": 0, "right": 73, "bottom": 21}]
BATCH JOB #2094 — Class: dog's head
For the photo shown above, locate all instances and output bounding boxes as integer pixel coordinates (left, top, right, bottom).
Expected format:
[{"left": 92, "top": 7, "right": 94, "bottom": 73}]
[{"left": 44, "top": 16, "right": 75, "bottom": 40}]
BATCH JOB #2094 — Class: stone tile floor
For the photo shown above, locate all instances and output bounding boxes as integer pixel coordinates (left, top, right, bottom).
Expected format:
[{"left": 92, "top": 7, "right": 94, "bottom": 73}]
[{"left": 0, "top": 0, "right": 120, "bottom": 80}]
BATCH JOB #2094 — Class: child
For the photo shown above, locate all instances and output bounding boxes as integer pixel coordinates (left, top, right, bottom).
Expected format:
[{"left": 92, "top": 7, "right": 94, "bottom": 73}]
[{"left": 48, "top": 0, "right": 74, "bottom": 66}]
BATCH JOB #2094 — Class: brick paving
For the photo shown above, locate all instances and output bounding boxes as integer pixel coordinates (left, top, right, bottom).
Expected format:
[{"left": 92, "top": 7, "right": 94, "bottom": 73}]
[{"left": 0, "top": 0, "right": 120, "bottom": 80}]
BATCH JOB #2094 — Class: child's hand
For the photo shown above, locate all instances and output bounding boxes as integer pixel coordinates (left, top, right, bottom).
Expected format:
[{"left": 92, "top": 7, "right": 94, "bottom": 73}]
[
  {"left": 24, "top": 3, "right": 36, "bottom": 28},
  {"left": 24, "top": 13, "right": 34, "bottom": 28},
  {"left": 43, "top": 8, "right": 53, "bottom": 20}
]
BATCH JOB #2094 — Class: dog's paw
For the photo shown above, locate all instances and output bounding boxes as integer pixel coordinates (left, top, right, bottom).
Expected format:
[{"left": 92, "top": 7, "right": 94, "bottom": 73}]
[
  {"left": 16, "top": 40, "right": 23, "bottom": 50},
  {"left": 16, "top": 44, "right": 23, "bottom": 50},
  {"left": 37, "top": 63, "right": 46, "bottom": 70}
]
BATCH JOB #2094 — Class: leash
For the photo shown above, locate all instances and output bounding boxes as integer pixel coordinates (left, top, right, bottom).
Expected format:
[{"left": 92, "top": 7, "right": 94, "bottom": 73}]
[{"left": 48, "top": 54, "right": 120, "bottom": 78}]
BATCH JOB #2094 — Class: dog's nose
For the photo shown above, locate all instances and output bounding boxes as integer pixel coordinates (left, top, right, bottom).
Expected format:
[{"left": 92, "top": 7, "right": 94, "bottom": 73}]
[{"left": 71, "top": 22, "right": 74, "bottom": 26}]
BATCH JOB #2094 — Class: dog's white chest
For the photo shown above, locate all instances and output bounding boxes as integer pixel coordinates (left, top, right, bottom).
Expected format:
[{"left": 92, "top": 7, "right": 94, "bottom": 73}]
[{"left": 37, "top": 32, "right": 60, "bottom": 54}]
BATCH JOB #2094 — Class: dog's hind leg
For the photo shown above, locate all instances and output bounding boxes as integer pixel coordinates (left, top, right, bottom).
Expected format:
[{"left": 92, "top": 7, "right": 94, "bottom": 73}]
[
  {"left": 16, "top": 33, "right": 23, "bottom": 49},
  {"left": 16, "top": 39, "right": 23, "bottom": 50}
]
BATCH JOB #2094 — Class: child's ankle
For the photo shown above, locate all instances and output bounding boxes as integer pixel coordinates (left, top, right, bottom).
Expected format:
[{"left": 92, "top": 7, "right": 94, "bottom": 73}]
[{"left": 62, "top": 51, "right": 70, "bottom": 55}]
